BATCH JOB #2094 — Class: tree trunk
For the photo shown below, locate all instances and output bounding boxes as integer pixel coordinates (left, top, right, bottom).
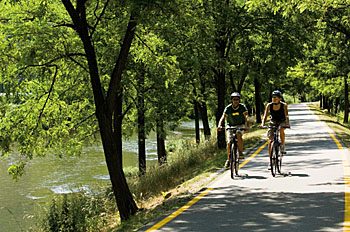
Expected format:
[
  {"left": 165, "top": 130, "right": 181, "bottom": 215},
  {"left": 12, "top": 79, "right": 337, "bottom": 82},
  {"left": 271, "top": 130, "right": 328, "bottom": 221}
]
[
  {"left": 216, "top": 70, "right": 226, "bottom": 149},
  {"left": 214, "top": 22, "right": 228, "bottom": 149},
  {"left": 98, "top": 92, "right": 138, "bottom": 221},
  {"left": 323, "top": 95, "right": 328, "bottom": 110},
  {"left": 137, "top": 71, "right": 146, "bottom": 175},
  {"left": 61, "top": 1, "right": 138, "bottom": 220},
  {"left": 237, "top": 62, "right": 250, "bottom": 93},
  {"left": 344, "top": 76, "right": 349, "bottom": 123},
  {"left": 335, "top": 97, "right": 340, "bottom": 114},
  {"left": 156, "top": 118, "right": 167, "bottom": 165},
  {"left": 198, "top": 74, "right": 211, "bottom": 140},
  {"left": 198, "top": 102, "right": 211, "bottom": 140},
  {"left": 114, "top": 92, "right": 138, "bottom": 219},
  {"left": 194, "top": 101, "right": 200, "bottom": 144},
  {"left": 254, "top": 77, "right": 262, "bottom": 124},
  {"left": 320, "top": 94, "right": 323, "bottom": 108}
]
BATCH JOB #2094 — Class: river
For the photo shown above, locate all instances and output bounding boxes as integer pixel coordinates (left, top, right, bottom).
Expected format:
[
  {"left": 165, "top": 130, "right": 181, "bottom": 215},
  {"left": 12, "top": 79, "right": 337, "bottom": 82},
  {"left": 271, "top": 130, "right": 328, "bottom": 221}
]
[{"left": 0, "top": 121, "right": 204, "bottom": 232}]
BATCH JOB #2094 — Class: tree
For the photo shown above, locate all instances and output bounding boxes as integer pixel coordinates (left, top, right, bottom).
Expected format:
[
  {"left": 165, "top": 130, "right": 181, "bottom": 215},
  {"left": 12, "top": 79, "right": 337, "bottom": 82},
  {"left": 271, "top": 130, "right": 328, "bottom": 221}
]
[{"left": 0, "top": 0, "right": 162, "bottom": 221}]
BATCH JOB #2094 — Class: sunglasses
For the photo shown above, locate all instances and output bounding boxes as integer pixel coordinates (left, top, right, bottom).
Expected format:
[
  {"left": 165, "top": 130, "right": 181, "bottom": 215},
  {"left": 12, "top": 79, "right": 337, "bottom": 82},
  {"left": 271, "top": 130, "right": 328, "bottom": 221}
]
[{"left": 232, "top": 98, "right": 240, "bottom": 101}]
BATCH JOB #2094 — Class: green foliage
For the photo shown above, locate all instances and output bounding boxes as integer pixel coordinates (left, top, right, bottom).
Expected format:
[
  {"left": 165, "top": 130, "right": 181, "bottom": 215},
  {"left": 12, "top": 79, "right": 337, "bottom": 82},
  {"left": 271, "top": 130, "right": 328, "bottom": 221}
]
[
  {"left": 40, "top": 191, "right": 115, "bottom": 232},
  {"left": 0, "top": 0, "right": 100, "bottom": 180}
]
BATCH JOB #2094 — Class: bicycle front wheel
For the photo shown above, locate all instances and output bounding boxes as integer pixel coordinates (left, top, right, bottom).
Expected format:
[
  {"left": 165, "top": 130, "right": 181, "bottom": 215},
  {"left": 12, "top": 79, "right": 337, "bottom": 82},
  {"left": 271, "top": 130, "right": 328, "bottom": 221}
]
[
  {"left": 234, "top": 144, "right": 239, "bottom": 176},
  {"left": 230, "top": 143, "right": 235, "bottom": 179},
  {"left": 270, "top": 142, "right": 277, "bottom": 177},
  {"left": 277, "top": 144, "right": 282, "bottom": 174}
]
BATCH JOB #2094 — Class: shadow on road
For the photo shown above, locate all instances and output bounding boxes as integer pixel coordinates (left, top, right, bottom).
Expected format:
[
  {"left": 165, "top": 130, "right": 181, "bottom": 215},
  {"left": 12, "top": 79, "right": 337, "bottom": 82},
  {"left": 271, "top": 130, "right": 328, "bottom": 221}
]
[{"left": 149, "top": 186, "right": 344, "bottom": 231}]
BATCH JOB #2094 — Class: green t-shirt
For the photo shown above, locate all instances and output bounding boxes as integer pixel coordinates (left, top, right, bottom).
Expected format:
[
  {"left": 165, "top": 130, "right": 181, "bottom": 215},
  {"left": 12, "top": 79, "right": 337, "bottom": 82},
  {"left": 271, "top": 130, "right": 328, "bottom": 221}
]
[{"left": 224, "top": 103, "right": 248, "bottom": 126}]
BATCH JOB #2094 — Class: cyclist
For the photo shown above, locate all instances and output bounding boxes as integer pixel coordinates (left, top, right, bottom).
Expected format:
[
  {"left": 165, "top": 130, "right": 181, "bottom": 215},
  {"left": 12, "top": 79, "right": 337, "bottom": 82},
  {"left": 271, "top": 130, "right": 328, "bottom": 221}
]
[
  {"left": 261, "top": 90, "right": 290, "bottom": 169},
  {"left": 217, "top": 92, "right": 250, "bottom": 168}
]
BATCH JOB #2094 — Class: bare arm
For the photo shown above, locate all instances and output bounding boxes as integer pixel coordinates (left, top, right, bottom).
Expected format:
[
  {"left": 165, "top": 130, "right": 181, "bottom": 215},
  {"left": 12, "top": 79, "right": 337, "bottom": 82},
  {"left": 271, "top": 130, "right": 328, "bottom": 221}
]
[
  {"left": 244, "top": 112, "right": 250, "bottom": 130},
  {"left": 261, "top": 104, "right": 270, "bottom": 127},
  {"left": 217, "top": 114, "right": 227, "bottom": 131},
  {"left": 284, "top": 103, "right": 290, "bottom": 126}
]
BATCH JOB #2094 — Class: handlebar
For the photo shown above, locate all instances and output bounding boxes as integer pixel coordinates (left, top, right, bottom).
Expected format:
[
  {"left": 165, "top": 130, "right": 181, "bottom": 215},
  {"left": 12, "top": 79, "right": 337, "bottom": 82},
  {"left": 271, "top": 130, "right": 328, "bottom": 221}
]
[
  {"left": 225, "top": 127, "right": 248, "bottom": 131},
  {"left": 217, "top": 126, "right": 250, "bottom": 132},
  {"left": 260, "top": 125, "right": 290, "bottom": 129}
]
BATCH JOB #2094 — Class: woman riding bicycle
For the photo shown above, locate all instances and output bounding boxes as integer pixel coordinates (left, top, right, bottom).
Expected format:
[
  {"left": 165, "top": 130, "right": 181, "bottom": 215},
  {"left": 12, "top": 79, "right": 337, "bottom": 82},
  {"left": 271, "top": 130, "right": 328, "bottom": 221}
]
[
  {"left": 261, "top": 90, "right": 290, "bottom": 169},
  {"left": 217, "top": 92, "right": 250, "bottom": 168}
]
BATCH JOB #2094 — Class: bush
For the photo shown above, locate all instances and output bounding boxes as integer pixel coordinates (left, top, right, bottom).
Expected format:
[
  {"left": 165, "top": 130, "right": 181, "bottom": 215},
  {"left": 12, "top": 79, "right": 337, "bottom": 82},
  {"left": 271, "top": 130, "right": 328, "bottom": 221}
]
[
  {"left": 40, "top": 189, "right": 116, "bottom": 232},
  {"left": 283, "top": 94, "right": 296, "bottom": 104}
]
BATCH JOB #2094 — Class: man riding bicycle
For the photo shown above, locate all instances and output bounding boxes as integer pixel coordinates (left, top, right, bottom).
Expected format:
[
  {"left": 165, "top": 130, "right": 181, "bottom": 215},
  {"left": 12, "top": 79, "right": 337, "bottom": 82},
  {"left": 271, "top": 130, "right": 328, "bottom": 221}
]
[
  {"left": 261, "top": 90, "right": 290, "bottom": 169},
  {"left": 217, "top": 92, "right": 250, "bottom": 168}
]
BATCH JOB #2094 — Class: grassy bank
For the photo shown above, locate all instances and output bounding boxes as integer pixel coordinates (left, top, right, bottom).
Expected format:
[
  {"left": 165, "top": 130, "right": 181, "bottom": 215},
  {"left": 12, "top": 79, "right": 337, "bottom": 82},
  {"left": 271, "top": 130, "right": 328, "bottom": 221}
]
[
  {"left": 117, "top": 126, "right": 265, "bottom": 231},
  {"left": 34, "top": 126, "right": 266, "bottom": 232},
  {"left": 308, "top": 102, "right": 350, "bottom": 149}
]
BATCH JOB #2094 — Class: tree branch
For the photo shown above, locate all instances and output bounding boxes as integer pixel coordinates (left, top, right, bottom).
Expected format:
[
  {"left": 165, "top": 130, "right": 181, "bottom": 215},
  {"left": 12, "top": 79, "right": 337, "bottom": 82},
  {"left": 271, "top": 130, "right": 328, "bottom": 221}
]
[
  {"left": 107, "top": 12, "right": 137, "bottom": 112},
  {"left": 91, "top": 0, "right": 110, "bottom": 36},
  {"left": 33, "top": 65, "right": 58, "bottom": 132},
  {"left": 135, "top": 32, "right": 158, "bottom": 56}
]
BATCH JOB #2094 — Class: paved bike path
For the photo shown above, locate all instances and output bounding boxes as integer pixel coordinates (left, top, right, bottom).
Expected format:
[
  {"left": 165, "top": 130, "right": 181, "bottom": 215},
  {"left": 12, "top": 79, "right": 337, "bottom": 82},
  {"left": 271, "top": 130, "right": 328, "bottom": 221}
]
[{"left": 140, "top": 103, "right": 350, "bottom": 231}]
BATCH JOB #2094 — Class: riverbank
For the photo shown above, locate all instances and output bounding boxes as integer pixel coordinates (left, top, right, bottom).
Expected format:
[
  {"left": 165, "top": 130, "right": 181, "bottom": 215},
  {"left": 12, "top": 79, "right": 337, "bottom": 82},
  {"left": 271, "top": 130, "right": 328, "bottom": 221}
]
[
  {"left": 0, "top": 121, "right": 209, "bottom": 232},
  {"left": 34, "top": 125, "right": 266, "bottom": 232}
]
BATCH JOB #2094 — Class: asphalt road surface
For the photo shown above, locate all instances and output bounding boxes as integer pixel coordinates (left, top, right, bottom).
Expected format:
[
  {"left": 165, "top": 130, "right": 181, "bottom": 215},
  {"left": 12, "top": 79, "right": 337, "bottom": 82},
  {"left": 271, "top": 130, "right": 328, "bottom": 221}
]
[{"left": 140, "top": 103, "right": 350, "bottom": 232}]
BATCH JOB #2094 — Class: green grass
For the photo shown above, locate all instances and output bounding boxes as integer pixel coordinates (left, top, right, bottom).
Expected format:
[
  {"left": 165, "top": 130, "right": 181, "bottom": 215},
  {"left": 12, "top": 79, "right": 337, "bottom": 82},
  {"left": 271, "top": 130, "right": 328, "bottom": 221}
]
[
  {"left": 31, "top": 189, "right": 117, "bottom": 232},
  {"left": 308, "top": 102, "right": 350, "bottom": 148}
]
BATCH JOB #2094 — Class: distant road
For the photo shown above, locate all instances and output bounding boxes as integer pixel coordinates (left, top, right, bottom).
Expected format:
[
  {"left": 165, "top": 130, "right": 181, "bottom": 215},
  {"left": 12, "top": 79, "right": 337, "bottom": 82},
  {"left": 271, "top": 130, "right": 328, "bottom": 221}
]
[{"left": 140, "top": 103, "right": 350, "bottom": 231}]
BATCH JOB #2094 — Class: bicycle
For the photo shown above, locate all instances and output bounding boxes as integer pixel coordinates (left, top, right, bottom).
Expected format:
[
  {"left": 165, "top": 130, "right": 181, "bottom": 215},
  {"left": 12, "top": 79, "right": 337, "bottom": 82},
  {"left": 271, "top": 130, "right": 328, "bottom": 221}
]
[
  {"left": 226, "top": 127, "right": 246, "bottom": 179},
  {"left": 262, "top": 125, "right": 290, "bottom": 177}
]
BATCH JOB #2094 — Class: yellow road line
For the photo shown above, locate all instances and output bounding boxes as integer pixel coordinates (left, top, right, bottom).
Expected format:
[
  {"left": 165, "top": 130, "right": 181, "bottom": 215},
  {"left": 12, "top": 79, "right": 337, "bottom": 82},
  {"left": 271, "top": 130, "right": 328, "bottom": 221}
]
[
  {"left": 240, "top": 141, "right": 269, "bottom": 168},
  {"left": 145, "top": 188, "right": 214, "bottom": 231},
  {"left": 329, "top": 133, "right": 350, "bottom": 232},
  {"left": 145, "top": 141, "right": 269, "bottom": 231},
  {"left": 311, "top": 111, "right": 350, "bottom": 231},
  {"left": 328, "top": 133, "right": 350, "bottom": 232}
]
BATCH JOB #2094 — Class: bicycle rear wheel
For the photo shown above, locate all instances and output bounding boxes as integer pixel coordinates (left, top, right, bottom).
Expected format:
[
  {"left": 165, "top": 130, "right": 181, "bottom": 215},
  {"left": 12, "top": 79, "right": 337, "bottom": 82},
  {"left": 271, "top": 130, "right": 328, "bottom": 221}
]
[
  {"left": 234, "top": 144, "right": 239, "bottom": 176},
  {"left": 230, "top": 143, "right": 235, "bottom": 179},
  {"left": 270, "top": 142, "right": 277, "bottom": 177}
]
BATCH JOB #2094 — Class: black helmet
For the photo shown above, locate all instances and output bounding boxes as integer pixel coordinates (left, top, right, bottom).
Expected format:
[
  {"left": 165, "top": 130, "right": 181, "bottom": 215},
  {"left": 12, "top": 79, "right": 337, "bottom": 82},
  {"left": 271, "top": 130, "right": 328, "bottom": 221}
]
[
  {"left": 231, "top": 92, "right": 241, "bottom": 99},
  {"left": 272, "top": 90, "right": 282, "bottom": 97}
]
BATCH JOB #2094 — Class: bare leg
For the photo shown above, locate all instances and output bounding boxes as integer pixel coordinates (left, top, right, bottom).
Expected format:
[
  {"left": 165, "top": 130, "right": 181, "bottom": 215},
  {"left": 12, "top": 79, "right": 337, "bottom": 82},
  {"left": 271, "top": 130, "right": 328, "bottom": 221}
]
[
  {"left": 268, "top": 136, "right": 273, "bottom": 168},
  {"left": 268, "top": 139, "right": 273, "bottom": 159},
  {"left": 280, "top": 128, "right": 285, "bottom": 147},
  {"left": 237, "top": 133, "right": 243, "bottom": 155},
  {"left": 227, "top": 143, "right": 230, "bottom": 160}
]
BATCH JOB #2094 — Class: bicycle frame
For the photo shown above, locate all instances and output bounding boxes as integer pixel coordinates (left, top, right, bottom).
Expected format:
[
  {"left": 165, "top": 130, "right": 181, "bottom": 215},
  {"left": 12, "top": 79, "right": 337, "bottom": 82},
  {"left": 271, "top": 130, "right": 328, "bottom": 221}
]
[
  {"left": 269, "top": 125, "right": 285, "bottom": 176},
  {"left": 272, "top": 125, "right": 281, "bottom": 147},
  {"left": 226, "top": 127, "right": 245, "bottom": 179}
]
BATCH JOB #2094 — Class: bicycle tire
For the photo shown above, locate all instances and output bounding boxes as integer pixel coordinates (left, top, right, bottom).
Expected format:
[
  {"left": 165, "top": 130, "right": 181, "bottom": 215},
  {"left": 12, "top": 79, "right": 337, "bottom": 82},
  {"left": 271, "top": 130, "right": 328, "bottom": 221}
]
[
  {"left": 270, "top": 142, "right": 277, "bottom": 177},
  {"left": 277, "top": 144, "right": 282, "bottom": 174},
  {"left": 234, "top": 144, "right": 239, "bottom": 176},
  {"left": 230, "top": 143, "right": 234, "bottom": 179}
]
